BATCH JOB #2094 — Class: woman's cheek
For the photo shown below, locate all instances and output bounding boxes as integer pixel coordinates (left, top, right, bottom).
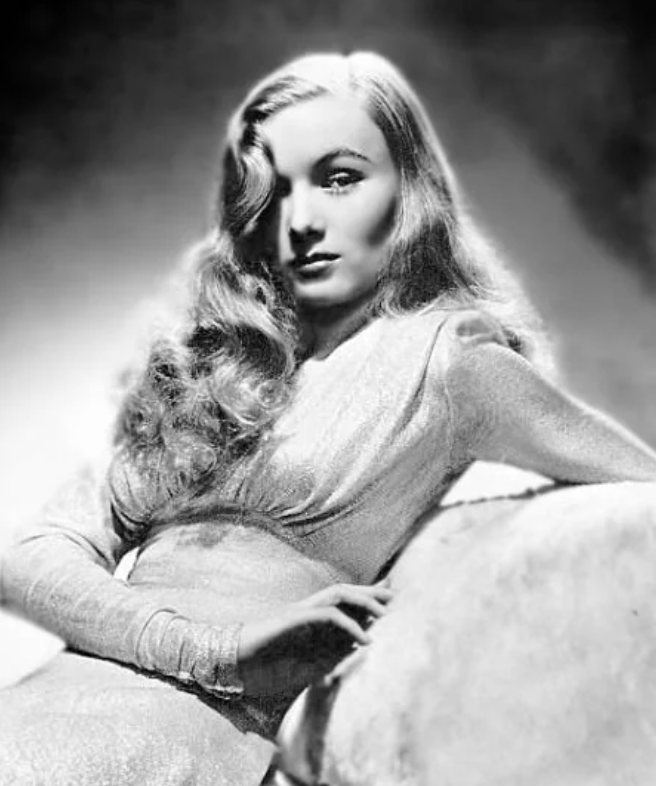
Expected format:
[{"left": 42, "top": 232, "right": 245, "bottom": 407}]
[
  {"left": 363, "top": 193, "right": 398, "bottom": 246},
  {"left": 340, "top": 202, "right": 387, "bottom": 246}
]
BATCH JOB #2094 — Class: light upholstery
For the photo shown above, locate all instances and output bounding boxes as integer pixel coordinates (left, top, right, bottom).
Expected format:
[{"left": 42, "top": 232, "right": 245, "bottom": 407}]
[{"left": 278, "top": 480, "right": 656, "bottom": 786}]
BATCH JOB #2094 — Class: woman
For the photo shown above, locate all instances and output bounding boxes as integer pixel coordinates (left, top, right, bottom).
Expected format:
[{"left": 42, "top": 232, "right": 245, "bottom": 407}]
[{"left": 1, "top": 51, "right": 655, "bottom": 786}]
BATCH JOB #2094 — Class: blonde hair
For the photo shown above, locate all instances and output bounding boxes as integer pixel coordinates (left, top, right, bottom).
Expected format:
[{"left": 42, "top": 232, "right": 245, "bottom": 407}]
[{"left": 114, "top": 51, "right": 550, "bottom": 532}]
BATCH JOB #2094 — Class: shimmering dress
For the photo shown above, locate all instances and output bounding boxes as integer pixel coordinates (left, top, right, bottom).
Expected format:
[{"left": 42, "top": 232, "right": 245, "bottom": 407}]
[{"left": 0, "top": 308, "right": 506, "bottom": 786}]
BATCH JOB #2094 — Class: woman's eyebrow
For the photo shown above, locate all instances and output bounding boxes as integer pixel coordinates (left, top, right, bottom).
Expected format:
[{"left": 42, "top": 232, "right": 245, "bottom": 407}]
[{"left": 317, "top": 147, "right": 372, "bottom": 165}]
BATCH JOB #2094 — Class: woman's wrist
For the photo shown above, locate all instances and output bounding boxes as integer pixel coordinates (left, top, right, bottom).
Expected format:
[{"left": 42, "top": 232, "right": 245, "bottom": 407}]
[
  {"left": 137, "top": 611, "right": 245, "bottom": 699},
  {"left": 206, "top": 621, "right": 245, "bottom": 700},
  {"left": 179, "top": 620, "right": 245, "bottom": 700},
  {"left": 195, "top": 622, "right": 244, "bottom": 701}
]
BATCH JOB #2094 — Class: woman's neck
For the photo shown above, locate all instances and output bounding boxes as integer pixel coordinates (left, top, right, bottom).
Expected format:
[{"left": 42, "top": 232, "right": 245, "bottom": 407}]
[{"left": 299, "top": 300, "right": 373, "bottom": 360}]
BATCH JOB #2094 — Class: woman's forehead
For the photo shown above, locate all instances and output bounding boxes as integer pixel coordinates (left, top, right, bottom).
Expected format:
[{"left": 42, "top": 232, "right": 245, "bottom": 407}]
[{"left": 259, "top": 94, "right": 391, "bottom": 174}]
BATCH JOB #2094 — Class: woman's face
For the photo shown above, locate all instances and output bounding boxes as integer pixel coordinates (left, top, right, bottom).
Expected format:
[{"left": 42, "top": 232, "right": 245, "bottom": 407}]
[{"left": 259, "top": 93, "right": 400, "bottom": 316}]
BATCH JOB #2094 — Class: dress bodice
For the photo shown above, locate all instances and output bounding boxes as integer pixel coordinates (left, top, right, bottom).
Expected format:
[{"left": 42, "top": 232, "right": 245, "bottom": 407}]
[
  {"left": 220, "top": 309, "right": 455, "bottom": 582},
  {"left": 122, "top": 307, "right": 508, "bottom": 589}
]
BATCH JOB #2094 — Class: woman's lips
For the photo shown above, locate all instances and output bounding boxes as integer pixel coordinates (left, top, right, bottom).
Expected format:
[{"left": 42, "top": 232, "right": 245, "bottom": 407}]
[{"left": 291, "top": 253, "right": 339, "bottom": 277}]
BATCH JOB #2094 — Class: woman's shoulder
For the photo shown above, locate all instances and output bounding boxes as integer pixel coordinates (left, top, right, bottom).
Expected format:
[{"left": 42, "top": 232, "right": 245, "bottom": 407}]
[
  {"left": 365, "top": 306, "right": 510, "bottom": 396},
  {"left": 396, "top": 305, "right": 511, "bottom": 387},
  {"left": 439, "top": 307, "right": 509, "bottom": 348},
  {"left": 383, "top": 304, "right": 509, "bottom": 352}
]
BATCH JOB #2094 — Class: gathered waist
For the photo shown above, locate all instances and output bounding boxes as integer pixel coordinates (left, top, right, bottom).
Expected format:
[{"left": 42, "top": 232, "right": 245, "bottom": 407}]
[{"left": 150, "top": 499, "right": 291, "bottom": 537}]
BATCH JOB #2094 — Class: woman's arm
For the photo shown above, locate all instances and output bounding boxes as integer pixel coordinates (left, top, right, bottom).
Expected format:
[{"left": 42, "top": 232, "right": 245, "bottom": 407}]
[
  {"left": 0, "top": 455, "right": 245, "bottom": 696},
  {"left": 447, "top": 339, "right": 656, "bottom": 484},
  {"left": 438, "top": 310, "right": 656, "bottom": 484},
  {"left": 0, "top": 452, "right": 390, "bottom": 700}
]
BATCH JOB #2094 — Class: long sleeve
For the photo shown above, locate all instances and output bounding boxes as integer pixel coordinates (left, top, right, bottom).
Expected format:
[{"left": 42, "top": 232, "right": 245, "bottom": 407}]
[
  {"left": 441, "top": 310, "right": 656, "bottom": 484},
  {"left": 0, "top": 454, "right": 242, "bottom": 696}
]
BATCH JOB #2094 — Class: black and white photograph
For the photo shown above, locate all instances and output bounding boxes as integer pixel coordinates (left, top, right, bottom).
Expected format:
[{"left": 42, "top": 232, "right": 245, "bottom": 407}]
[{"left": 1, "top": 1, "right": 656, "bottom": 783}]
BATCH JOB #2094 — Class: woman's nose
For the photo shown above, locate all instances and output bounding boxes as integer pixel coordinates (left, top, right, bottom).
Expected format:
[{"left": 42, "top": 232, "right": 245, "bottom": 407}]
[{"left": 287, "top": 186, "right": 324, "bottom": 245}]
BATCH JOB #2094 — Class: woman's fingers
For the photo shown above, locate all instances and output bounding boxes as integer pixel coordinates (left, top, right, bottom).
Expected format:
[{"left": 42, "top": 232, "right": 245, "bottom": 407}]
[
  {"left": 238, "top": 594, "right": 391, "bottom": 698},
  {"left": 304, "top": 605, "right": 372, "bottom": 646},
  {"left": 337, "top": 592, "right": 389, "bottom": 620},
  {"left": 299, "top": 583, "right": 394, "bottom": 615},
  {"left": 339, "top": 588, "right": 392, "bottom": 619},
  {"left": 337, "top": 582, "right": 394, "bottom": 601}
]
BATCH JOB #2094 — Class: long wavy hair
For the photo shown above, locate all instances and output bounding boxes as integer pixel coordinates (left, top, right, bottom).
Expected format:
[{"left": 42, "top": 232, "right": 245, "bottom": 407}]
[{"left": 113, "top": 51, "right": 551, "bottom": 532}]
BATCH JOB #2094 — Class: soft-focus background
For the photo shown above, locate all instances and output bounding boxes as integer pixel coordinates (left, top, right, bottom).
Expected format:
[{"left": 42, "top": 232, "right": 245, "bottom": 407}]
[{"left": 1, "top": 0, "right": 655, "bottom": 558}]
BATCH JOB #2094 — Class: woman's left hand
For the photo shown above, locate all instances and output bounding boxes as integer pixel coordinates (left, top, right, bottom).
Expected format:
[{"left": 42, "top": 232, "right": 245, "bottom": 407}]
[{"left": 237, "top": 581, "right": 393, "bottom": 699}]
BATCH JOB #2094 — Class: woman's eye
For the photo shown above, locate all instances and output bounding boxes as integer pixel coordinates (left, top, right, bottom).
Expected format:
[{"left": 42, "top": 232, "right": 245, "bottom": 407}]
[{"left": 324, "top": 170, "right": 362, "bottom": 193}]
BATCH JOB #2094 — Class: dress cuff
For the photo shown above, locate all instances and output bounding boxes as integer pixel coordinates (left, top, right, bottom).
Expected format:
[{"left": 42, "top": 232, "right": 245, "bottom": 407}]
[
  {"left": 136, "top": 610, "right": 245, "bottom": 700},
  {"left": 180, "top": 621, "right": 245, "bottom": 700}
]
